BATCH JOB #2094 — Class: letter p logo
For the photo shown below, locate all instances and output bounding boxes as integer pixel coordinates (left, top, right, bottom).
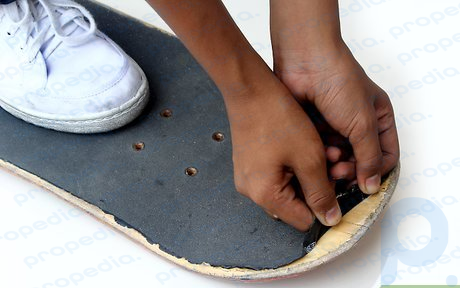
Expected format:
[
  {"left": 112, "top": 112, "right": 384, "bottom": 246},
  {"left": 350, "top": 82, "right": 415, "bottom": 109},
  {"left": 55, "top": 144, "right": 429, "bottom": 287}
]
[{"left": 381, "top": 198, "right": 448, "bottom": 285}]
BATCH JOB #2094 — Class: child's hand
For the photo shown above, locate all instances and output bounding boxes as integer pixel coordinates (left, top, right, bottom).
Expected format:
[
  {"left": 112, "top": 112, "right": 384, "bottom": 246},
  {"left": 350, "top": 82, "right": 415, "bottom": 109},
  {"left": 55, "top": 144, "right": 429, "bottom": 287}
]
[
  {"left": 227, "top": 79, "right": 341, "bottom": 231},
  {"left": 304, "top": 103, "right": 357, "bottom": 182},
  {"left": 146, "top": 0, "right": 379, "bottom": 231},
  {"left": 274, "top": 44, "right": 399, "bottom": 194}
]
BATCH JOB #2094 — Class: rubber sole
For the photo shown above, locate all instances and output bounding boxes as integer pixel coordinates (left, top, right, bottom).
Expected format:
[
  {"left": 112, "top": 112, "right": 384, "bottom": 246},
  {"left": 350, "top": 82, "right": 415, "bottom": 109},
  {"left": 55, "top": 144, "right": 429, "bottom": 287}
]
[{"left": 0, "top": 60, "right": 149, "bottom": 134}]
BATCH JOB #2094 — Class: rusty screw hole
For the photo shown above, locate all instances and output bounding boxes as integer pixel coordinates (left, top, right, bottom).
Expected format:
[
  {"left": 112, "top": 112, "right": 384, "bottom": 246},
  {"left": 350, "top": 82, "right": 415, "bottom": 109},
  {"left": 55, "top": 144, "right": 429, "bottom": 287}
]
[
  {"left": 160, "top": 109, "right": 173, "bottom": 118},
  {"left": 133, "top": 142, "right": 145, "bottom": 151},
  {"left": 212, "top": 132, "right": 225, "bottom": 142},
  {"left": 185, "top": 167, "right": 198, "bottom": 177}
]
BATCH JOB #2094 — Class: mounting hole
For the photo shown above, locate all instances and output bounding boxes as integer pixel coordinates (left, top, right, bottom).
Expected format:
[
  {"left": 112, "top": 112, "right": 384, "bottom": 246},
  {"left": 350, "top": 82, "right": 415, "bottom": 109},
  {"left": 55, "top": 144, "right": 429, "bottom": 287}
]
[
  {"left": 185, "top": 167, "right": 198, "bottom": 177},
  {"left": 133, "top": 142, "right": 145, "bottom": 151},
  {"left": 160, "top": 109, "right": 173, "bottom": 118},
  {"left": 212, "top": 132, "right": 225, "bottom": 142}
]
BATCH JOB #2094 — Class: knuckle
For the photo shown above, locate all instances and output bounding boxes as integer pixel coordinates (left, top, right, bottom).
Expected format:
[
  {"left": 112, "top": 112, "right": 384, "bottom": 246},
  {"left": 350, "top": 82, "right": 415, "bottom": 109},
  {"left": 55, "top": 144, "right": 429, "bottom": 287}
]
[
  {"left": 296, "top": 153, "right": 327, "bottom": 172},
  {"left": 359, "top": 153, "right": 384, "bottom": 173},
  {"left": 351, "top": 120, "right": 377, "bottom": 144},
  {"left": 359, "top": 117, "right": 376, "bottom": 131},
  {"left": 307, "top": 190, "right": 336, "bottom": 211},
  {"left": 378, "top": 110, "right": 396, "bottom": 128},
  {"left": 233, "top": 167, "right": 282, "bottom": 207},
  {"left": 248, "top": 189, "right": 270, "bottom": 206},
  {"left": 391, "top": 152, "right": 400, "bottom": 165},
  {"left": 233, "top": 175, "right": 248, "bottom": 196},
  {"left": 234, "top": 182, "right": 247, "bottom": 196},
  {"left": 234, "top": 182, "right": 267, "bottom": 206},
  {"left": 311, "top": 151, "right": 327, "bottom": 165},
  {"left": 271, "top": 188, "right": 292, "bottom": 204},
  {"left": 384, "top": 153, "right": 400, "bottom": 174},
  {"left": 241, "top": 182, "right": 287, "bottom": 208}
]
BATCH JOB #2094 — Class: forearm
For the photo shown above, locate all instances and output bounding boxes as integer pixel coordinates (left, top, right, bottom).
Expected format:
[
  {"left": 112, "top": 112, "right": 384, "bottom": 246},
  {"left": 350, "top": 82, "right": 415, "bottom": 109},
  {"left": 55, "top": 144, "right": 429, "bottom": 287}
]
[
  {"left": 145, "top": 0, "right": 344, "bottom": 231},
  {"left": 270, "top": 0, "right": 346, "bottom": 69},
  {"left": 145, "top": 0, "right": 275, "bottom": 110}
]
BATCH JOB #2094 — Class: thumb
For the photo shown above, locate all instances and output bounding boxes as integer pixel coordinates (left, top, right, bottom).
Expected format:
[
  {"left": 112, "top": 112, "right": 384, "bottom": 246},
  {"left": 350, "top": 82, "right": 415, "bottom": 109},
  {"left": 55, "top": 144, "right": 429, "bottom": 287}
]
[
  {"left": 293, "top": 155, "right": 342, "bottom": 226},
  {"left": 349, "top": 111, "right": 383, "bottom": 194}
]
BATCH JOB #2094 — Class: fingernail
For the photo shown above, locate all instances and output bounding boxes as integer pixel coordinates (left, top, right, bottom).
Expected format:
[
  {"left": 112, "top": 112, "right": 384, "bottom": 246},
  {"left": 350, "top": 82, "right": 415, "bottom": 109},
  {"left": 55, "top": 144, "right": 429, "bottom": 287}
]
[
  {"left": 365, "top": 174, "right": 381, "bottom": 194},
  {"left": 325, "top": 206, "right": 342, "bottom": 226}
]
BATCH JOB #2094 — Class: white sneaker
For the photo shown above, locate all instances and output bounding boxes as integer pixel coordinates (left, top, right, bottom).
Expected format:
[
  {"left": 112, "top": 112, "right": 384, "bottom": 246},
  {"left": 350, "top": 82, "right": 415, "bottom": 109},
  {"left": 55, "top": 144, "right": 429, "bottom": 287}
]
[{"left": 0, "top": 0, "right": 149, "bottom": 133}]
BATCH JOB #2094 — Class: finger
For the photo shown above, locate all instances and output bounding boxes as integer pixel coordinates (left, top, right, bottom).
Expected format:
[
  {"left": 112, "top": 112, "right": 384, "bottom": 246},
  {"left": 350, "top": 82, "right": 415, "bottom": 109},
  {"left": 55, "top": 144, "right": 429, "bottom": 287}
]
[
  {"left": 375, "top": 93, "right": 400, "bottom": 175},
  {"left": 261, "top": 183, "right": 315, "bottom": 232},
  {"left": 265, "top": 212, "right": 281, "bottom": 221},
  {"left": 380, "top": 127, "right": 400, "bottom": 175},
  {"left": 326, "top": 146, "right": 342, "bottom": 163},
  {"left": 293, "top": 157, "right": 342, "bottom": 226},
  {"left": 330, "top": 161, "right": 356, "bottom": 180},
  {"left": 335, "top": 139, "right": 354, "bottom": 160},
  {"left": 349, "top": 103, "right": 384, "bottom": 195},
  {"left": 325, "top": 133, "right": 353, "bottom": 161},
  {"left": 326, "top": 133, "right": 350, "bottom": 149}
]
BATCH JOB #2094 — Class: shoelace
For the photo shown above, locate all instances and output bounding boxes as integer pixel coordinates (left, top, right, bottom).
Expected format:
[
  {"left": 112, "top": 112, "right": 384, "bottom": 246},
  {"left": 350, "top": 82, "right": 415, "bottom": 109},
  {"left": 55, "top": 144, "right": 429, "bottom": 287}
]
[{"left": 3, "top": 0, "right": 96, "bottom": 61}]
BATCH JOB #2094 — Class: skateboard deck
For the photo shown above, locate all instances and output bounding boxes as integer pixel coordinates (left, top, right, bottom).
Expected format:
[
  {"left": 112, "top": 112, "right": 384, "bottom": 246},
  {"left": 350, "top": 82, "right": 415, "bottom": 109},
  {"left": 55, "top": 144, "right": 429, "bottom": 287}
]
[{"left": 0, "top": 0, "right": 400, "bottom": 281}]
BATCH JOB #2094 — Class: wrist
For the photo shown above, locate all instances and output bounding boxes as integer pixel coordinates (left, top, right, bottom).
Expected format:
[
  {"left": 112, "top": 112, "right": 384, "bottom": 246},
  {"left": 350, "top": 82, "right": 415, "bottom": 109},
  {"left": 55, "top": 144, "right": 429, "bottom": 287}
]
[
  {"left": 270, "top": 0, "right": 344, "bottom": 70},
  {"left": 272, "top": 30, "right": 344, "bottom": 56},
  {"left": 217, "top": 70, "right": 293, "bottom": 125},
  {"left": 272, "top": 39, "right": 353, "bottom": 75},
  {"left": 212, "top": 52, "right": 283, "bottom": 110}
]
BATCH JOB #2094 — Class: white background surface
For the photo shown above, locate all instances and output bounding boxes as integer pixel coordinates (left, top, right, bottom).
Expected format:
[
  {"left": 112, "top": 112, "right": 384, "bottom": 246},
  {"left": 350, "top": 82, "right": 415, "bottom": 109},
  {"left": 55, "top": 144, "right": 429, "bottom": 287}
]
[{"left": 1, "top": 0, "right": 460, "bottom": 287}]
